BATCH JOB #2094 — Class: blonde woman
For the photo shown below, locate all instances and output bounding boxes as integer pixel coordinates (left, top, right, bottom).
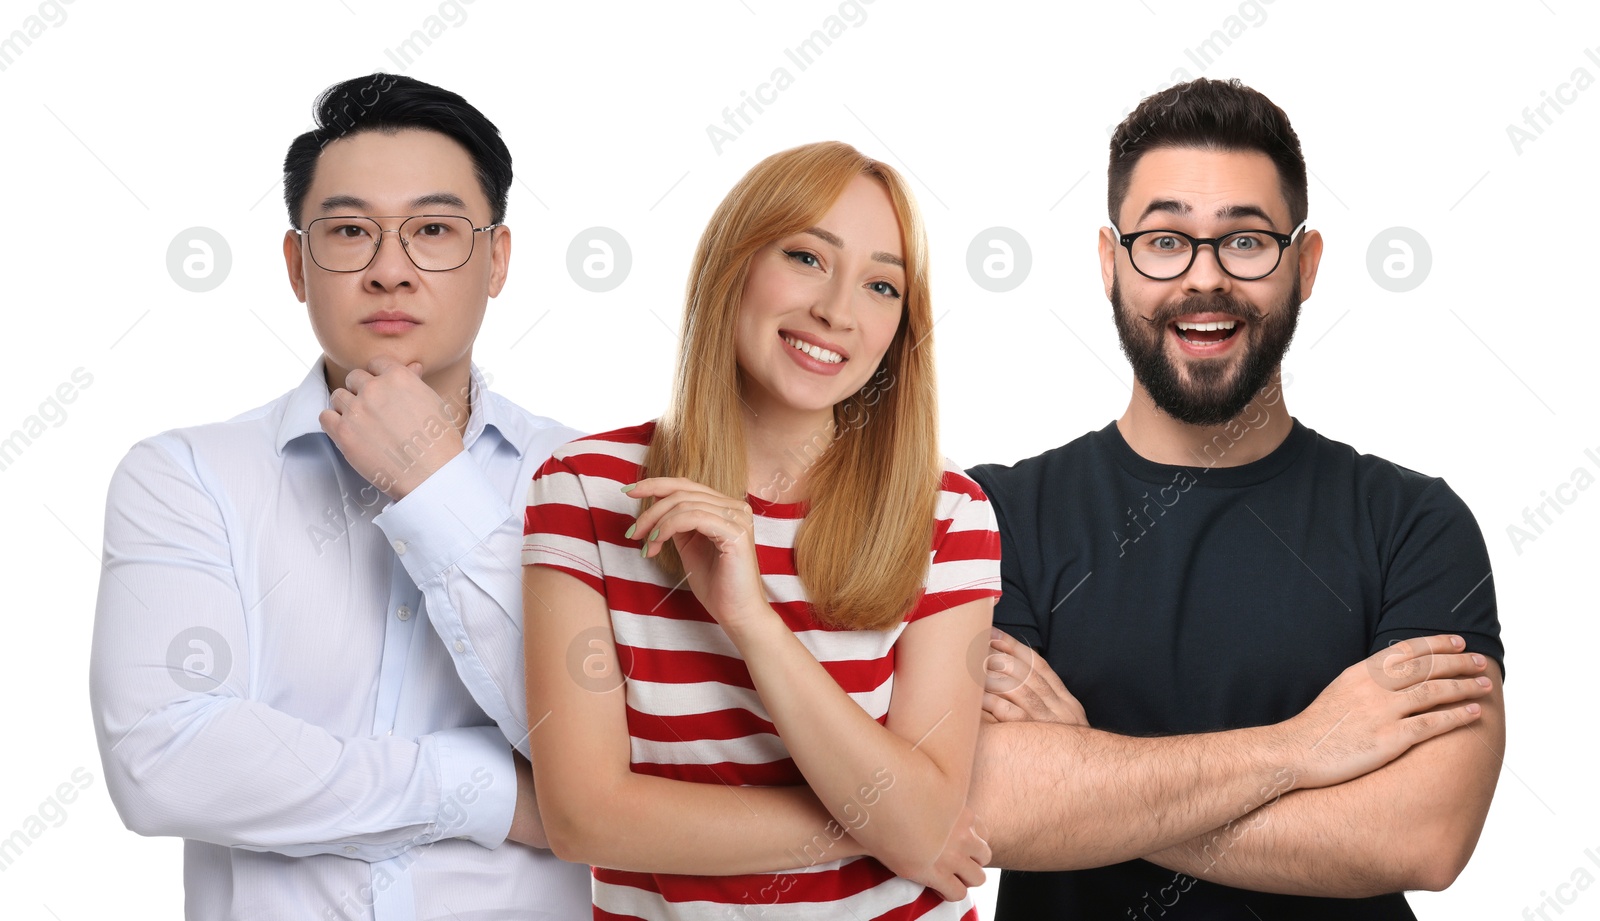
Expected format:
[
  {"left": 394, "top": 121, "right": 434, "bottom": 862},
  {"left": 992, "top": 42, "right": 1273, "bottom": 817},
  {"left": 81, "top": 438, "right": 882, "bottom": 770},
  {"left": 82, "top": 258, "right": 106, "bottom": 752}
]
[{"left": 523, "top": 142, "right": 999, "bottom": 919}]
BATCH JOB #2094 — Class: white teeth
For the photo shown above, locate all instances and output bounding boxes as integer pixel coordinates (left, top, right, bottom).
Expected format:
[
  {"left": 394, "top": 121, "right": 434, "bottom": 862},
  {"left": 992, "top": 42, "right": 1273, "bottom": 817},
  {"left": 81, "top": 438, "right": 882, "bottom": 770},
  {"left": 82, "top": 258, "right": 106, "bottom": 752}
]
[
  {"left": 784, "top": 335, "right": 843, "bottom": 364},
  {"left": 1175, "top": 320, "right": 1238, "bottom": 331}
]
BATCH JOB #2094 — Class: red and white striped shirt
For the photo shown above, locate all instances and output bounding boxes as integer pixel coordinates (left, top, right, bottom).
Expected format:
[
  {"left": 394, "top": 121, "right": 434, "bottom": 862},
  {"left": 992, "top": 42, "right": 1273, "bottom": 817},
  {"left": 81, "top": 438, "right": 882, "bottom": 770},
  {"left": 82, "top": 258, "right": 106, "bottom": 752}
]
[{"left": 523, "top": 422, "right": 1002, "bottom": 921}]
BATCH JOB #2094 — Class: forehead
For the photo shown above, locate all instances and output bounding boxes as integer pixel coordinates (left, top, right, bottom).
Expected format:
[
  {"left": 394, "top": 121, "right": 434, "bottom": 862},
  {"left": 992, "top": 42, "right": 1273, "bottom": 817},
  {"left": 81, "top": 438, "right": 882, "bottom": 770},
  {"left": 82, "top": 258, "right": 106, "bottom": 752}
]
[
  {"left": 815, "top": 175, "right": 905, "bottom": 258},
  {"left": 307, "top": 128, "right": 486, "bottom": 214},
  {"left": 1120, "top": 147, "right": 1290, "bottom": 228}
]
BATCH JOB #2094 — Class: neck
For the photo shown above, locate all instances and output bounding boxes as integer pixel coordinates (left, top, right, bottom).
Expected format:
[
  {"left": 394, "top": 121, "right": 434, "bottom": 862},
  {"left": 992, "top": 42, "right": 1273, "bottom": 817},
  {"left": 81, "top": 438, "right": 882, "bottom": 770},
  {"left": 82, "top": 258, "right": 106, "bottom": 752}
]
[
  {"left": 741, "top": 400, "right": 837, "bottom": 505},
  {"left": 1116, "top": 371, "right": 1292, "bottom": 468}
]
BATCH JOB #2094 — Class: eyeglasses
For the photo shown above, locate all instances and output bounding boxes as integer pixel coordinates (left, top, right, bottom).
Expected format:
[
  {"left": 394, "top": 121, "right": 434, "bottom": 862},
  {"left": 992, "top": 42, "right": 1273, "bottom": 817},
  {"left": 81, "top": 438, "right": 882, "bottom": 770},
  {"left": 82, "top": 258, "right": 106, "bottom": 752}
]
[
  {"left": 1114, "top": 223, "right": 1306, "bottom": 281},
  {"left": 294, "top": 214, "right": 501, "bottom": 273}
]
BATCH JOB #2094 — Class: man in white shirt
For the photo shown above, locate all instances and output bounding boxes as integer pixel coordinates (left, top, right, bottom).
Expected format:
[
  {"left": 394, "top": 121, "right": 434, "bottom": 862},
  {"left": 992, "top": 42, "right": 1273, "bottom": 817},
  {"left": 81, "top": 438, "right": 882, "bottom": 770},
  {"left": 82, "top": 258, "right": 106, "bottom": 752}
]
[{"left": 89, "top": 73, "right": 591, "bottom": 920}]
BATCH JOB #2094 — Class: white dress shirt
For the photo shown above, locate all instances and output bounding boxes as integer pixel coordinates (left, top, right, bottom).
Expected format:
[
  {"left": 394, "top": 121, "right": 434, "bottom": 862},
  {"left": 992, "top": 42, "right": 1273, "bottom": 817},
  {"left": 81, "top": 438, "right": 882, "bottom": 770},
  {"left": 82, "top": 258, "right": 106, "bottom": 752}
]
[{"left": 89, "top": 361, "right": 591, "bottom": 921}]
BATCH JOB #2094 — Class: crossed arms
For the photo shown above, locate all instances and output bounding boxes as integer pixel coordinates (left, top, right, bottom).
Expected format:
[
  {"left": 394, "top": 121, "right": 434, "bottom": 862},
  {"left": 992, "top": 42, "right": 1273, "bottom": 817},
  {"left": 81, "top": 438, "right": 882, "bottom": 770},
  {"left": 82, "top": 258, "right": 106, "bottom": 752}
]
[{"left": 972, "top": 628, "right": 1504, "bottom": 896}]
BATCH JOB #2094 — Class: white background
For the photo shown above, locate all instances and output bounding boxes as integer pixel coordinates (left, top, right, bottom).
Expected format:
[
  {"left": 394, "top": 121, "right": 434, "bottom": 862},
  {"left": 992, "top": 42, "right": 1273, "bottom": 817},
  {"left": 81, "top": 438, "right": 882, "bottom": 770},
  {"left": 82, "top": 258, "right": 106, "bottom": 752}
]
[{"left": 1, "top": 1, "right": 1595, "bottom": 918}]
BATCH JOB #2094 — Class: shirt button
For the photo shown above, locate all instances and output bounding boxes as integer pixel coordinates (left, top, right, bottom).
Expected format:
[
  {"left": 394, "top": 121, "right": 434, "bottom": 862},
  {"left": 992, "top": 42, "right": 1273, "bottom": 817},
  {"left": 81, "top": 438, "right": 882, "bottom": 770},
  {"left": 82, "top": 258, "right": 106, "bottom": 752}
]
[
  {"left": 397, "top": 605, "right": 411, "bottom": 621},
  {"left": 344, "top": 845, "right": 357, "bottom": 854},
  {"left": 454, "top": 640, "right": 465, "bottom": 653},
  {"left": 392, "top": 539, "right": 407, "bottom": 555}
]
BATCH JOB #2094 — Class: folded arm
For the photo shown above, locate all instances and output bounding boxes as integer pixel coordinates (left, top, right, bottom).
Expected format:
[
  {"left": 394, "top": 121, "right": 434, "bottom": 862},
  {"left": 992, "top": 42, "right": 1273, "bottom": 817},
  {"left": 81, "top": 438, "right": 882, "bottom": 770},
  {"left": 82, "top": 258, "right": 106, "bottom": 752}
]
[
  {"left": 1144, "top": 662, "right": 1504, "bottom": 896},
  {"left": 971, "top": 631, "right": 1491, "bottom": 871},
  {"left": 89, "top": 439, "right": 517, "bottom": 860}
]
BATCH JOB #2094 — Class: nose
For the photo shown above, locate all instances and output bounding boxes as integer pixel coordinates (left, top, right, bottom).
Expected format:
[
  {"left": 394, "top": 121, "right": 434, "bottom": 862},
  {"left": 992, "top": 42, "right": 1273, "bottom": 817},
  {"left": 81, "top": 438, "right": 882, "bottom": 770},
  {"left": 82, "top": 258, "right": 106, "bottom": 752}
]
[
  {"left": 1182, "top": 241, "right": 1231, "bottom": 295},
  {"left": 810, "top": 275, "right": 856, "bottom": 331},
  {"left": 363, "top": 227, "right": 417, "bottom": 291}
]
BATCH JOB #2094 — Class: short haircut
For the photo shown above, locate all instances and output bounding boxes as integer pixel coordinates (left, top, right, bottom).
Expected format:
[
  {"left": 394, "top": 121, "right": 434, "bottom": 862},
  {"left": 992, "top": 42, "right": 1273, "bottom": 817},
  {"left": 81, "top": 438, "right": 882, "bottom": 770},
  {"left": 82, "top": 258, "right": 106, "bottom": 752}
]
[
  {"left": 1108, "top": 77, "right": 1308, "bottom": 229},
  {"left": 282, "top": 73, "right": 512, "bottom": 228}
]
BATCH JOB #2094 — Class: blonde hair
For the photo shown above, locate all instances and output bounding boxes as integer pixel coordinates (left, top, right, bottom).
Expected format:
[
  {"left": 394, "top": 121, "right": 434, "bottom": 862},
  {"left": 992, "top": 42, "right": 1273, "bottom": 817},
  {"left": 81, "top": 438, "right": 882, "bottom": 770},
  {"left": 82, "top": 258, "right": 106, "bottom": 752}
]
[{"left": 642, "top": 141, "right": 940, "bottom": 632}]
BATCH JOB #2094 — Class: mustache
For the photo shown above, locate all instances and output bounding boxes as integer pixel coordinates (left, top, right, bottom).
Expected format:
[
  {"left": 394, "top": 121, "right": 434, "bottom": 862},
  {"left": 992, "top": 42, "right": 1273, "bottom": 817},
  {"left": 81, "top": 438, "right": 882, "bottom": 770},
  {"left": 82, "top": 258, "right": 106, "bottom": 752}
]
[{"left": 1139, "top": 293, "right": 1265, "bottom": 329}]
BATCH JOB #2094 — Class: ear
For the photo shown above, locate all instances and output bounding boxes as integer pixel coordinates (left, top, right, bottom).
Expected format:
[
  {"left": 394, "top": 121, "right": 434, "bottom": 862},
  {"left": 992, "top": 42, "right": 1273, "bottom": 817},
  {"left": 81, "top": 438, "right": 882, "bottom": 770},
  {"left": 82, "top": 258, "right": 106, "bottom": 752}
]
[
  {"left": 487, "top": 224, "right": 511, "bottom": 299},
  {"left": 284, "top": 230, "right": 308, "bottom": 303},
  {"left": 1294, "top": 228, "right": 1324, "bottom": 303},
  {"left": 1097, "top": 226, "right": 1118, "bottom": 300}
]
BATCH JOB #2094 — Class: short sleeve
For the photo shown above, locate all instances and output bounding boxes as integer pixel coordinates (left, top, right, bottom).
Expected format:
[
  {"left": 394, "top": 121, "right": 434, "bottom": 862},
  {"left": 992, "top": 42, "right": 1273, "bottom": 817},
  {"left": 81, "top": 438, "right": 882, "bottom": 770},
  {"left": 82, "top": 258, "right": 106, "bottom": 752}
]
[
  {"left": 906, "top": 469, "right": 1003, "bottom": 624},
  {"left": 966, "top": 462, "right": 1044, "bottom": 649},
  {"left": 522, "top": 454, "right": 607, "bottom": 598},
  {"left": 1370, "top": 478, "right": 1506, "bottom": 678}
]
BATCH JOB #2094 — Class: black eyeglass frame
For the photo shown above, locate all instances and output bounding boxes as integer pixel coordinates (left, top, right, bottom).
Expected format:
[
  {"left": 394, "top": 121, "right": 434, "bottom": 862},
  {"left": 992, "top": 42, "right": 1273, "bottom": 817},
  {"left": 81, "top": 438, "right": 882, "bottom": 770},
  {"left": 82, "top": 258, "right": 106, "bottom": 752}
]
[
  {"left": 293, "top": 214, "right": 502, "bottom": 273},
  {"left": 1113, "top": 223, "right": 1307, "bottom": 281}
]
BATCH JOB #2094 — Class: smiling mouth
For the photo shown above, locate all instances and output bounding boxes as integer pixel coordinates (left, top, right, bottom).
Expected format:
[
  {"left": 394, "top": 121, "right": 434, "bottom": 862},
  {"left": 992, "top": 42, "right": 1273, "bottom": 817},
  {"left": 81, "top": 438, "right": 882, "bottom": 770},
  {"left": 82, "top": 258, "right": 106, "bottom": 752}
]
[
  {"left": 1174, "top": 318, "right": 1240, "bottom": 345},
  {"left": 783, "top": 334, "right": 844, "bottom": 364}
]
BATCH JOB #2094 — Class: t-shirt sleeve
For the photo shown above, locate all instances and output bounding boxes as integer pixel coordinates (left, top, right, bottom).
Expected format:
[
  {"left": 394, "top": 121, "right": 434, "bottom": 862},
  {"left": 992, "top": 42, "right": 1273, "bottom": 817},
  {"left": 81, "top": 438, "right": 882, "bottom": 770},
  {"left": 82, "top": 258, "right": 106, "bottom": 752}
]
[
  {"left": 966, "top": 463, "right": 1043, "bottom": 649},
  {"left": 906, "top": 469, "right": 1003, "bottom": 624},
  {"left": 522, "top": 453, "right": 607, "bottom": 599},
  {"left": 1370, "top": 478, "right": 1505, "bottom": 678}
]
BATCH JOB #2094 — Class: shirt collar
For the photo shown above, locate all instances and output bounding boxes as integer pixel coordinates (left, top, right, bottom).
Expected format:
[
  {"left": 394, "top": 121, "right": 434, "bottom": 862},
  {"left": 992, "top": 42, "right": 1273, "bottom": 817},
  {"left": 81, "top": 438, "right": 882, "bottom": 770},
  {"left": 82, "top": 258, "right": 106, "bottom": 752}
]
[{"left": 275, "top": 358, "right": 525, "bottom": 458}]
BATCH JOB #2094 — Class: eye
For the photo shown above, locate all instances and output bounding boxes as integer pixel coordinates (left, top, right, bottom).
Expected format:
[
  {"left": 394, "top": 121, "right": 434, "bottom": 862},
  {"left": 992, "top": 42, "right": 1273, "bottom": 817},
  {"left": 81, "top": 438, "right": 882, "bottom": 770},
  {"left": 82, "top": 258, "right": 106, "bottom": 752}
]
[
  {"left": 1225, "top": 232, "right": 1271, "bottom": 252},
  {"left": 328, "top": 222, "right": 372, "bottom": 240},
  {"left": 1142, "top": 233, "right": 1189, "bottom": 252},
  {"left": 868, "top": 280, "right": 901, "bottom": 299},
  {"left": 413, "top": 221, "right": 454, "bottom": 238},
  {"left": 785, "top": 249, "right": 821, "bottom": 268}
]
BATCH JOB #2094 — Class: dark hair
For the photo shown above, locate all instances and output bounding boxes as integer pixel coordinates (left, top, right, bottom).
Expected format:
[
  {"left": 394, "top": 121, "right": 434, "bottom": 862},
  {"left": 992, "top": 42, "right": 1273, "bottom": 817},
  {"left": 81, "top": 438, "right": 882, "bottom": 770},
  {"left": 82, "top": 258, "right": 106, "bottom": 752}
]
[
  {"left": 283, "top": 73, "right": 512, "bottom": 228},
  {"left": 1108, "top": 77, "right": 1307, "bottom": 229}
]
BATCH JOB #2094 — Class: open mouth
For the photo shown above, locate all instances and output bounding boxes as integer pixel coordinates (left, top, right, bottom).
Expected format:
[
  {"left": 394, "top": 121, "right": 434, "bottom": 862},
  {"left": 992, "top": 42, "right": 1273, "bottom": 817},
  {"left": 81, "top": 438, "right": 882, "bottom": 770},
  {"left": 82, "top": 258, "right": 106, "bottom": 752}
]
[
  {"left": 1173, "top": 318, "right": 1240, "bottom": 345},
  {"left": 782, "top": 334, "right": 844, "bottom": 365}
]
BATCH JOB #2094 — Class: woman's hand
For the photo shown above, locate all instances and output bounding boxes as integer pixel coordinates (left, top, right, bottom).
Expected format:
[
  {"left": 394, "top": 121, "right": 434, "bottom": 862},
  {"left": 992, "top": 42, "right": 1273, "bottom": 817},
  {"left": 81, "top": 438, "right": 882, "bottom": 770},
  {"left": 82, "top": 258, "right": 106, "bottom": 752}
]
[{"left": 623, "top": 477, "right": 772, "bottom": 632}]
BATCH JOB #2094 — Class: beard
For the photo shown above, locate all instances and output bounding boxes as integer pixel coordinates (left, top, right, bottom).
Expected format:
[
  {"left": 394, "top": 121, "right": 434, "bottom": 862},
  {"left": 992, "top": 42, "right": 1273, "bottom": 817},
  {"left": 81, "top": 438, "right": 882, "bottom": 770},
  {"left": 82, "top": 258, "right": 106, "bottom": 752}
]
[{"left": 1111, "top": 274, "right": 1301, "bottom": 427}]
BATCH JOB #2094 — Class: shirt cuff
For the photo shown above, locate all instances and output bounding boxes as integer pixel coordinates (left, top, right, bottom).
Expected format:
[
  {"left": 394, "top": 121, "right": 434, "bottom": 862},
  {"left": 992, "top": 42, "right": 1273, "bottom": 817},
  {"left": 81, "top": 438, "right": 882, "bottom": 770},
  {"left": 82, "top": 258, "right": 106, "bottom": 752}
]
[
  {"left": 433, "top": 726, "right": 516, "bottom": 849},
  {"left": 374, "top": 451, "right": 512, "bottom": 586}
]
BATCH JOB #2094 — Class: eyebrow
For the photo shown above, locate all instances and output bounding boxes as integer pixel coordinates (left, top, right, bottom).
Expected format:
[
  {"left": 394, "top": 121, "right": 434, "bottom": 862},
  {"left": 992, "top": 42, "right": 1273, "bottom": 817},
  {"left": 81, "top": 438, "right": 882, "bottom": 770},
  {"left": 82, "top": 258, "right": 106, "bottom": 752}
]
[
  {"left": 802, "top": 226, "right": 905, "bottom": 269},
  {"left": 319, "top": 192, "right": 470, "bottom": 213},
  {"left": 1137, "top": 199, "right": 1278, "bottom": 227}
]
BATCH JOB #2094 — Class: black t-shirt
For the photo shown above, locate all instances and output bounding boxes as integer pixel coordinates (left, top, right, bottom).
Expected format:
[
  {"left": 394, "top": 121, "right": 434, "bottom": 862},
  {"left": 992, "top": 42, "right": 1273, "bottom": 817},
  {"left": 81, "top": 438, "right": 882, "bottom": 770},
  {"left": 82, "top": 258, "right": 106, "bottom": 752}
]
[{"left": 967, "top": 419, "right": 1503, "bottom": 921}]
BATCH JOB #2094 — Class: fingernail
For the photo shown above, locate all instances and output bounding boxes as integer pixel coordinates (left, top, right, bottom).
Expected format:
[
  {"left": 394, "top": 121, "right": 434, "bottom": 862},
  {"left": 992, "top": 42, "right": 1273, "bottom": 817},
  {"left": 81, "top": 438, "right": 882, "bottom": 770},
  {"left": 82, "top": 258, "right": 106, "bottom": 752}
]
[
  {"left": 648, "top": 528, "right": 659, "bottom": 543},
  {"left": 621, "top": 482, "right": 636, "bottom": 493},
  {"left": 641, "top": 542, "right": 650, "bottom": 559},
  {"left": 1476, "top": 677, "right": 1492, "bottom": 688},
  {"left": 1451, "top": 635, "right": 1464, "bottom": 648},
  {"left": 624, "top": 523, "right": 636, "bottom": 540},
  {"left": 1466, "top": 703, "right": 1482, "bottom": 714},
  {"left": 1471, "top": 654, "right": 1484, "bottom": 667}
]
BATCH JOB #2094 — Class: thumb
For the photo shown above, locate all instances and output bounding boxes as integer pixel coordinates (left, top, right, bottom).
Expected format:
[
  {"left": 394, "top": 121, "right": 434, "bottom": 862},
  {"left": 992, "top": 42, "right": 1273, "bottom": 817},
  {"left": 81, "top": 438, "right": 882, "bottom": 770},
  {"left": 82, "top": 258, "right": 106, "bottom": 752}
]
[{"left": 406, "top": 362, "right": 424, "bottom": 376}]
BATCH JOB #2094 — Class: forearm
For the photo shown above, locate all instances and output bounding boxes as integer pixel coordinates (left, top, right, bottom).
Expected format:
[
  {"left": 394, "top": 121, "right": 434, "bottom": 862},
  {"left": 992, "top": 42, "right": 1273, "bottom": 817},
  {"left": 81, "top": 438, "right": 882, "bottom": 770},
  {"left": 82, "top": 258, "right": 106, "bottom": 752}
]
[
  {"left": 96, "top": 695, "right": 516, "bottom": 860},
  {"left": 376, "top": 453, "right": 532, "bottom": 752},
  {"left": 542, "top": 770, "right": 864, "bottom": 874},
  {"left": 972, "top": 720, "right": 1298, "bottom": 871},
  {"left": 732, "top": 611, "right": 973, "bottom": 877},
  {"left": 1146, "top": 681, "right": 1505, "bottom": 896}
]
